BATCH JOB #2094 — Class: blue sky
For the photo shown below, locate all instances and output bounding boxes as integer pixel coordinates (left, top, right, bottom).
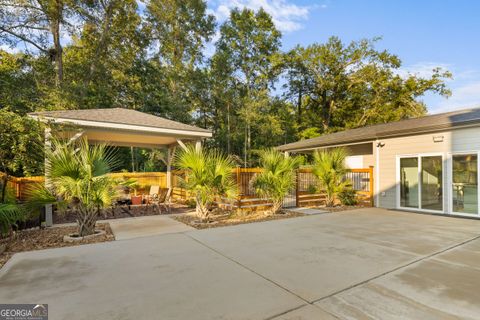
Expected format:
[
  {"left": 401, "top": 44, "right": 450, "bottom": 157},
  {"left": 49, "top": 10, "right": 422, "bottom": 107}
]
[{"left": 207, "top": 0, "right": 480, "bottom": 114}]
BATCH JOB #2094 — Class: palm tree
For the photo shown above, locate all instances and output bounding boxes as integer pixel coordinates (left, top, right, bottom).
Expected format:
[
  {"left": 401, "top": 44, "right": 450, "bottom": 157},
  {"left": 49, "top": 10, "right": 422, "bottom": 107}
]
[
  {"left": 312, "top": 147, "right": 350, "bottom": 207},
  {"left": 175, "top": 145, "right": 237, "bottom": 221},
  {"left": 27, "top": 137, "right": 119, "bottom": 236},
  {"left": 0, "top": 203, "right": 25, "bottom": 238},
  {"left": 252, "top": 149, "right": 301, "bottom": 215}
]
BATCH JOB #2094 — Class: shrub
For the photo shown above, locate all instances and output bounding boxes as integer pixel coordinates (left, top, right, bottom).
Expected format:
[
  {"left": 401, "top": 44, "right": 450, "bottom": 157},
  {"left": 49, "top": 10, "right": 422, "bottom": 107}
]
[
  {"left": 175, "top": 145, "right": 237, "bottom": 221},
  {"left": 252, "top": 149, "right": 301, "bottom": 215},
  {"left": 312, "top": 147, "right": 350, "bottom": 207},
  {"left": 338, "top": 188, "right": 357, "bottom": 206},
  {"left": 26, "top": 137, "right": 119, "bottom": 236}
]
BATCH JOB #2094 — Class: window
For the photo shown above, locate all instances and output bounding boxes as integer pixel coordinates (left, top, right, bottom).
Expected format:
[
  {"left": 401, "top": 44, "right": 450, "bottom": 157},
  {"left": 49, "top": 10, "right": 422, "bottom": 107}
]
[
  {"left": 452, "top": 154, "right": 478, "bottom": 214},
  {"left": 399, "top": 155, "right": 443, "bottom": 211}
]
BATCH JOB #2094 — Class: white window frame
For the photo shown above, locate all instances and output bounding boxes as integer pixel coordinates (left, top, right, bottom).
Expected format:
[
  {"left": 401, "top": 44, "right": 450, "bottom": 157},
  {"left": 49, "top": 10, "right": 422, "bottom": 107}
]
[
  {"left": 447, "top": 151, "right": 480, "bottom": 217},
  {"left": 396, "top": 153, "right": 445, "bottom": 214}
]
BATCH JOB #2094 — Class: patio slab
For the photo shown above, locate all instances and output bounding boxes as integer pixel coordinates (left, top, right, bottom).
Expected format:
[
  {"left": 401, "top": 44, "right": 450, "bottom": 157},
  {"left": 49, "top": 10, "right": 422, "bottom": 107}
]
[
  {"left": 2, "top": 208, "right": 480, "bottom": 319},
  {"left": 284, "top": 207, "right": 329, "bottom": 215},
  {"left": 0, "top": 233, "right": 304, "bottom": 320},
  {"left": 271, "top": 304, "right": 337, "bottom": 320},
  {"left": 317, "top": 239, "right": 480, "bottom": 319},
  {"left": 108, "top": 215, "right": 194, "bottom": 240}
]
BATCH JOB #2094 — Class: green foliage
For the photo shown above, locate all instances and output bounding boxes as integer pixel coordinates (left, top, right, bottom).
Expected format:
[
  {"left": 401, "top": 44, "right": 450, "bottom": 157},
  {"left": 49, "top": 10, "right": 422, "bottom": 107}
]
[
  {"left": 212, "top": 8, "right": 282, "bottom": 165},
  {"left": 26, "top": 137, "right": 120, "bottom": 236},
  {"left": 0, "top": 110, "right": 44, "bottom": 202},
  {"left": 0, "top": 2, "right": 452, "bottom": 170},
  {"left": 252, "top": 149, "right": 301, "bottom": 215},
  {"left": 283, "top": 37, "right": 452, "bottom": 138},
  {"left": 312, "top": 148, "right": 350, "bottom": 207},
  {"left": 0, "top": 203, "right": 26, "bottom": 237},
  {"left": 338, "top": 188, "right": 358, "bottom": 206},
  {"left": 174, "top": 145, "right": 237, "bottom": 221}
]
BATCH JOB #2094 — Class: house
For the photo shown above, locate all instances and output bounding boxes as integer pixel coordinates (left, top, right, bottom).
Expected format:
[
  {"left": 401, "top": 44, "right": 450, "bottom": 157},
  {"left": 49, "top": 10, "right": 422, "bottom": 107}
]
[{"left": 277, "top": 107, "right": 480, "bottom": 218}]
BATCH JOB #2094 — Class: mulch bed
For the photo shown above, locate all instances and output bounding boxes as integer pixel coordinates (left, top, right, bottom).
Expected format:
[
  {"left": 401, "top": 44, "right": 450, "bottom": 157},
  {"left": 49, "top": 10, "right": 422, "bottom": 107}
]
[
  {"left": 173, "top": 210, "right": 305, "bottom": 229},
  {"left": 53, "top": 203, "right": 192, "bottom": 224},
  {"left": 0, "top": 223, "right": 114, "bottom": 269}
]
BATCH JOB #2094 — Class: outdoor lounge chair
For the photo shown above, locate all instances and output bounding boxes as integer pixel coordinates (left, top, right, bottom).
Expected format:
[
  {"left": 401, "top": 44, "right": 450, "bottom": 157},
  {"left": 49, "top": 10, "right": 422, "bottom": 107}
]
[
  {"left": 149, "top": 188, "right": 172, "bottom": 214},
  {"left": 145, "top": 185, "right": 160, "bottom": 203}
]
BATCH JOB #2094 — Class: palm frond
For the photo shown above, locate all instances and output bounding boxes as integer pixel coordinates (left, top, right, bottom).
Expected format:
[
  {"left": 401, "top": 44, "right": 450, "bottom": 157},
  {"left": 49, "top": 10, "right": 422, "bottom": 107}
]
[
  {"left": 252, "top": 149, "right": 301, "bottom": 213},
  {"left": 0, "top": 203, "right": 26, "bottom": 236},
  {"left": 175, "top": 145, "right": 238, "bottom": 216}
]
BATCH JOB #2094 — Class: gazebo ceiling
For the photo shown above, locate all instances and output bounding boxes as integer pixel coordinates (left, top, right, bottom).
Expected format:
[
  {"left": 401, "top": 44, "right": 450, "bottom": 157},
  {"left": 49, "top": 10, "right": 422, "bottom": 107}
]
[{"left": 29, "top": 108, "right": 212, "bottom": 148}]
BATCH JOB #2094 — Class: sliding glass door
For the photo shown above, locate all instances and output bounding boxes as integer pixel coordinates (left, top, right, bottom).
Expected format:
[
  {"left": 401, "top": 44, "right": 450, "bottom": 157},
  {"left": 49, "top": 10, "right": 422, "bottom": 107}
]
[
  {"left": 421, "top": 156, "right": 443, "bottom": 211},
  {"left": 400, "top": 158, "right": 419, "bottom": 208},
  {"left": 452, "top": 154, "right": 478, "bottom": 215},
  {"left": 399, "top": 155, "right": 443, "bottom": 212}
]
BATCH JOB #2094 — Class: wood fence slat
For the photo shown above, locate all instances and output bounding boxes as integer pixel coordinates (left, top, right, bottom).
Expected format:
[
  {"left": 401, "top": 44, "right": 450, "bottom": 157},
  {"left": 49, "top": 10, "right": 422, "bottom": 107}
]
[{"left": 4, "top": 166, "right": 374, "bottom": 208}]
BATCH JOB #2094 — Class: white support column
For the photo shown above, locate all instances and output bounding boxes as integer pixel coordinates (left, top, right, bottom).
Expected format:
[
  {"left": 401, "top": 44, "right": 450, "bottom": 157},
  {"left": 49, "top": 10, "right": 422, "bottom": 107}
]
[
  {"left": 44, "top": 127, "right": 53, "bottom": 227},
  {"left": 195, "top": 140, "right": 201, "bottom": 152},
  {"left": 176, "top": 139, "right": 188, "bottom": 151},
  {"left": 166, "top": 146, "right": 176, "bottom": 189}
]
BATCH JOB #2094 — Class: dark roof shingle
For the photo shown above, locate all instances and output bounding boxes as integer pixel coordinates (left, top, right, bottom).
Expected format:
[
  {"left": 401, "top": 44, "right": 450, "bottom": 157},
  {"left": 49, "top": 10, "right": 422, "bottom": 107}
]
[
  {"left": 29, "top": 108, "right": 211, "bottom": 134},
  {"left": 277, "top": 107, "right": 480, "bottom": 151}
]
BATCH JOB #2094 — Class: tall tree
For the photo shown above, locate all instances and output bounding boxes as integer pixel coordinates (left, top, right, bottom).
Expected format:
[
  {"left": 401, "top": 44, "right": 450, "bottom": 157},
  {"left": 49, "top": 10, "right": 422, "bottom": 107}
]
[
  {"left": 0, "top": 50, "right": 39, "bottom": 114},
  {"left": 214, "top": 8, "right": 281, "bottom": 166},
  {"left": 283, "top": 37, "right": 452, "bottom": 138},
  {"left": 0, "top": 110, "right": 44, "bottom": 202},
  {"left": 63, "top": 0, "right": 144, "bottom": 109},
  {"left": 0, "top": 0, "right": 74, "bottom": 86},
  {"left": 145, "top": 0, "right": 215, "bottom": 122}
]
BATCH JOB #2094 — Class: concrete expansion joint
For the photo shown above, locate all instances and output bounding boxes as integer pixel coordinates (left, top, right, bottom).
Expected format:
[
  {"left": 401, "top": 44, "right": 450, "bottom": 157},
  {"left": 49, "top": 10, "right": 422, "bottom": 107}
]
[
  {"left": 312, "top": 233, "right": 480, "bottom": 305},
  {"left": 185, "top": 233, "right": 342, "bottom": 320}
]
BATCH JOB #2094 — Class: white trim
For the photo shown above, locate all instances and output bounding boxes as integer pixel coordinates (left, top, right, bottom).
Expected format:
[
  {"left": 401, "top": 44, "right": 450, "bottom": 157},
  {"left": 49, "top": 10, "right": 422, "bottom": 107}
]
[
  {"left": 447, "top": 151, "right": 480, "bottom": 216},
  {"left": 30, "top": 115, "right": 212, "bottom": 138},
  {"left": 176, "top": 139, "right": 188, "bottom": 151},
  {"left": 279, "top": 122, "right": 480, "bottom": 153},
  {"left": 285, "top": 140, "right": 374, "bottom": 153},
  {"left": 375, "top": 139, "right": 380, "bottom": 207},
  {"left": 396, "top": 153, "right": 445, "bottom": 213}
]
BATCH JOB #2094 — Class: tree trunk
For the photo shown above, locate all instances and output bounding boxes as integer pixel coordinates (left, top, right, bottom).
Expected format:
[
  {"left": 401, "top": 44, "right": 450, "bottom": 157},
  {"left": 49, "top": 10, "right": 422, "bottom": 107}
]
[
  {"left": 76, "top": 206, "right": 98, "bottom": 237},
  {"left": 51, "top": 0, "right": 63, "bottom": 87},
  {"left": 268, "top": 200, "right": 282, "bottom": 216},
  {"left": 0, "top": 174, "right": 8, "bottom": 203},
  {"left": 195, "top": 195, "right": 209, "bottom": 221},
  {"left": 297, "top": 86, "right": 303, "bottom": 127},
  {"left": 227, "top": 102, "right": 231, "bottom": 154}
]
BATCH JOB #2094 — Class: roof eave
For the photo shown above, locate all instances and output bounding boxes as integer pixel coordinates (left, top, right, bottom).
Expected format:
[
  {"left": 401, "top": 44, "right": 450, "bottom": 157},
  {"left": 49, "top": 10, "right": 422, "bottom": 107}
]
[
  {"left": 277, "top": 121, "right": 480, "bottom": 152},
  {"left": 28, "top": 114, "right": 212, "bottom": 138}
]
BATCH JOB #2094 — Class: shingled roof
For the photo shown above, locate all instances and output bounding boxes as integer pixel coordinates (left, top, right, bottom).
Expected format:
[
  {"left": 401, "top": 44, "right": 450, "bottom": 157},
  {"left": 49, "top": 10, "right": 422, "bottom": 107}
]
[
  {"left": 29, "top": 108, "right": 211, "bottom": 134},
  {"left": 277, "top": 107, "right": 480, "bottom": 152}
]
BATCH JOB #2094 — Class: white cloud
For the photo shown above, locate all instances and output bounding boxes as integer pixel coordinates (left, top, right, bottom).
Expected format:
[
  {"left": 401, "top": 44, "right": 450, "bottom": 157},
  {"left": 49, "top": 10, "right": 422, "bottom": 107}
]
[
  {"left": 431, "top": 81, "right": 480, "bottom": 114},
  {"left": 207, "top": 0, "right": 315, "bottom": 33},
  {"left": 395, "top": 62, "right": 480, "bottom": 114},
  {"left": 0, "top": 44, "right": 20, "bottom": 53},
  {"left": 396, "top": 62, "right": 451, "bottom": 79}
]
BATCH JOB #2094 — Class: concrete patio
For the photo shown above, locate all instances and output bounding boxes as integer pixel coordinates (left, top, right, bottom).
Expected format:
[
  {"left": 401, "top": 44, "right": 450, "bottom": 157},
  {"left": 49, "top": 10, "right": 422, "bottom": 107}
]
[
  {"left": 1, "top": 208, "right": 480, "bottom": 319},
  {"left": 107, "top": 215, "right": 194, "bottom": 240}
]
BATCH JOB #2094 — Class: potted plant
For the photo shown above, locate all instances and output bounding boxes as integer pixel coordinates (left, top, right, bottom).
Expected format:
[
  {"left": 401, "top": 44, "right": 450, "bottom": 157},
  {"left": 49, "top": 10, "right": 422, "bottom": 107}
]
[{"left": 129, "top": 182, "right": 143, "bottom": 205}]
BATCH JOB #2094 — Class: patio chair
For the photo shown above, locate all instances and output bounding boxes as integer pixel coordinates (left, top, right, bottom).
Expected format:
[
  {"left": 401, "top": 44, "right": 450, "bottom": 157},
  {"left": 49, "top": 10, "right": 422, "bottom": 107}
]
[
  {"left": 145, "top": 185, "right": 160, "bottom": 204},
  {"left": 150, "top": 188, "right": 172, "bottom": 214}
]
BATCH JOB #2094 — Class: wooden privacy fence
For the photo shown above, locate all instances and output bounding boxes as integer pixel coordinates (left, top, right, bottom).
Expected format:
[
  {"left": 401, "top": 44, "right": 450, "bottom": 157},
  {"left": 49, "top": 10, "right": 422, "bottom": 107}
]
[
  {"left": 4, "top": 172, "right": 169, "bottom": 201},
  {"left": 4, "top": 166, "right": 374, "bottom": 209},
  {"left": 231, "top": 167, "right": 374, "bottom": 210}
]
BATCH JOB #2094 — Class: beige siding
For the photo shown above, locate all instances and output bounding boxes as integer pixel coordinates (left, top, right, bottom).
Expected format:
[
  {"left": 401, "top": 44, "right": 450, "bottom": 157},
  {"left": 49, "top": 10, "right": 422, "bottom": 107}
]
[
  {"left": 377, "top": 126, "right": 480, "bottom": 210},
  {"left": 363, "top": 154, "right": 375, "bottom": 167}
]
